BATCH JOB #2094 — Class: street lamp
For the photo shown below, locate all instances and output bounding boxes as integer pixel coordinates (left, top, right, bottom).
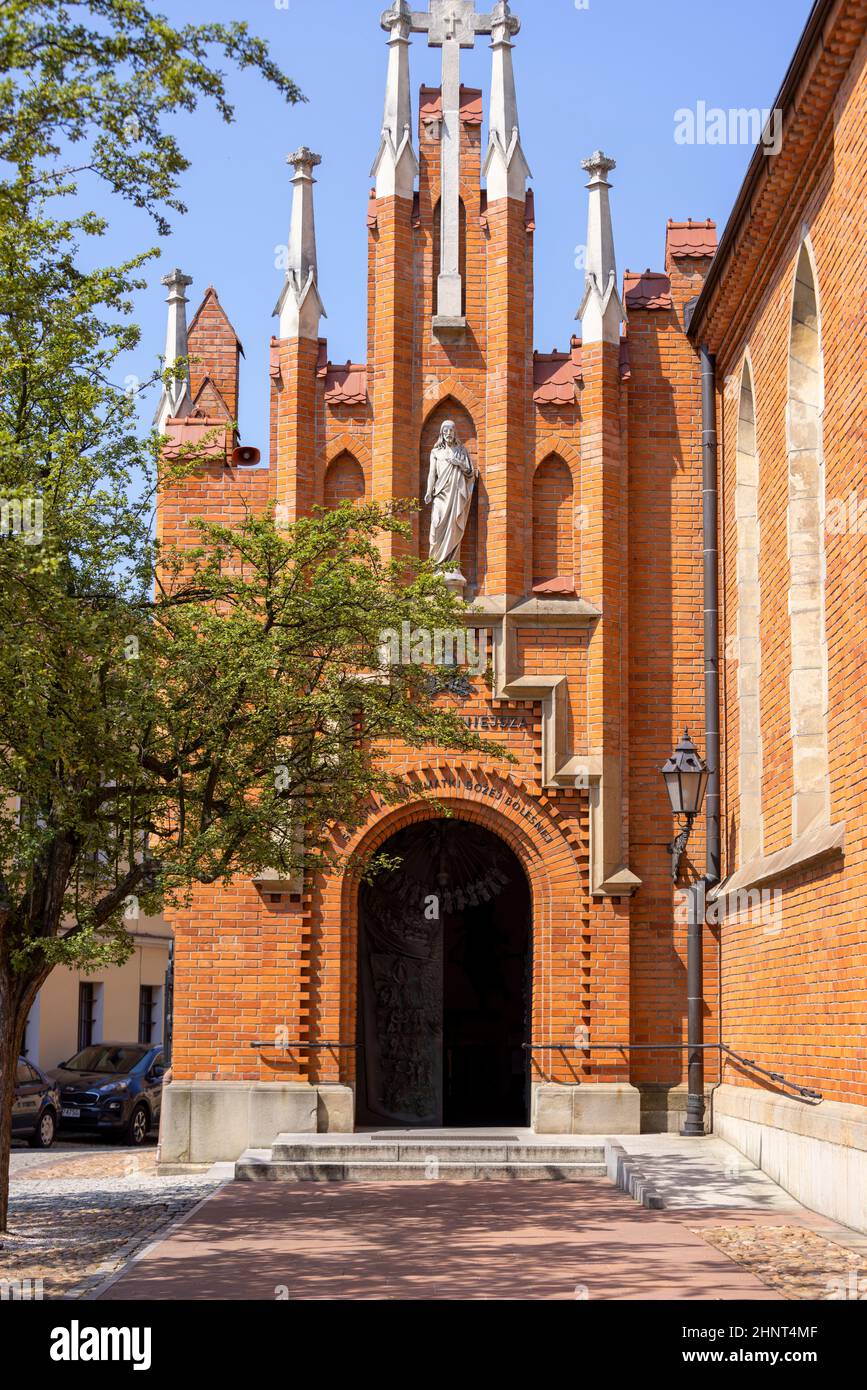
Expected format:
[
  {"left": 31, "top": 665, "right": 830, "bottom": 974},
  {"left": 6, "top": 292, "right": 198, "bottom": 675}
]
[{"left": 661, "top": 731, "right": 710, "bottom": 884}]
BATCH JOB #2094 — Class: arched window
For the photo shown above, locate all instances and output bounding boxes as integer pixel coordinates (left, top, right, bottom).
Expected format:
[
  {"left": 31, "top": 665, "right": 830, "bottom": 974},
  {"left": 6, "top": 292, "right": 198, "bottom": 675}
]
[
  {"left": 324, "top": 452, "right": 366, "bottom": 510},
  {"left": 787, "top": 242, "right": 830, "bottom": 836},
  {"left": 735, "top": 358, "right": 764, "bottom": 862},
  {"left": 532, "top": 454, "right": 575, "bottom": 588}
]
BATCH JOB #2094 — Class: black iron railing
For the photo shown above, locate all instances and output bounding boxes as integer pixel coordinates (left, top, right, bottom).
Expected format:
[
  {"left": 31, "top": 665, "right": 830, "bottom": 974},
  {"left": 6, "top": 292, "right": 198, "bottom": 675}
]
[{"left": 523, "top": 1041, "right": 823, "bottom": 1102}]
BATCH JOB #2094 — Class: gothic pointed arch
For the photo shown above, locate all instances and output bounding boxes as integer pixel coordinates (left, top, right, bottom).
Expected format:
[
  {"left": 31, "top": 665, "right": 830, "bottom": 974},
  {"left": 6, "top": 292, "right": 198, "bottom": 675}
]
[
  {"left": 532, "top": 453, "right": 575, "bottom": 590},
  {"left": 324, "top": 450, "right": 366, "bottom": 509}
]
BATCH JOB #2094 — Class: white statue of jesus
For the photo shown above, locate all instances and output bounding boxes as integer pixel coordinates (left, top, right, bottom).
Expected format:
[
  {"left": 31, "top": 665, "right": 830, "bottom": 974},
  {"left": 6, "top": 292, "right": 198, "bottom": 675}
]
[{"left": 424, "top": 420, "right": 478, "bottom": 574}]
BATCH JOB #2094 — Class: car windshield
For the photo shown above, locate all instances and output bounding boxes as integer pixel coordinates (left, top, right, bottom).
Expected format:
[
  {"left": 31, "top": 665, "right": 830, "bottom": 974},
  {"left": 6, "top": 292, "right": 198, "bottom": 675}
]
[{"left": 62, "top": 1045, "right": 148, "bottom": 1074}]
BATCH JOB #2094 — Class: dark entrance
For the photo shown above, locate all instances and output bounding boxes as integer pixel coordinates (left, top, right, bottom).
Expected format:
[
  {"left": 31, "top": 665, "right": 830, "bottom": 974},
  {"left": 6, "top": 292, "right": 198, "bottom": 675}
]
[{"left": 356, "top": 818, "right": 531, "bottom": 1129}]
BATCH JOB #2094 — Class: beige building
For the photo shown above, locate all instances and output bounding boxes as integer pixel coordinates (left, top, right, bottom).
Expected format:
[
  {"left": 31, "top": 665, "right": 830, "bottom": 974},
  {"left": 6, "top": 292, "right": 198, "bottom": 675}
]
[{"left": 22, "top": 915, "right": 172, "bottom": 1072}]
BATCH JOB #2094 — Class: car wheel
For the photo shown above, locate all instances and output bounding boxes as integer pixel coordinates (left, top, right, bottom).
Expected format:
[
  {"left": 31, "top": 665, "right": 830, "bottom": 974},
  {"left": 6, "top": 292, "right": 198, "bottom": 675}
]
[
  {"left": 126, "top": 1104, "right": 149, "bottom": 1146},
  {"left": 28, "top": 1108, "right": 56, "bottom": 1149}
]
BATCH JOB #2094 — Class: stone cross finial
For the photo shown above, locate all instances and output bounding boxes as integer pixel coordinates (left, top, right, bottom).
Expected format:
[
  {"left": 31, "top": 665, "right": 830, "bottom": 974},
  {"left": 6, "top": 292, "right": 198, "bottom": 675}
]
[
  {"left": 373, "top": 2, "right": 418, "bottom": 199},
  {"left": 274, "top": 148, "right": 326, "bottom": 341},
  {"left": 287, "top": 146, "right": 322, "bottom": 176},
  {"left": 161, "top": 268, "right": 194, "bottom": 293},
  {"left": 380, "top": 0, "right": 412, "bottom": 29},
  {"left": 155, "top": 269, "right": 193, "bottom": 430},
  {"left": 491, "top": 0, "right": 520, "bottom": 35},
  {"left": 577, "top": 150, "right": 625, "bottom": 346},
  {"left": 397, "top": 1, "right": 524, "bottom": 331},
  {"left": 582, "top": 150, "right": 617, "bottom": 182}
]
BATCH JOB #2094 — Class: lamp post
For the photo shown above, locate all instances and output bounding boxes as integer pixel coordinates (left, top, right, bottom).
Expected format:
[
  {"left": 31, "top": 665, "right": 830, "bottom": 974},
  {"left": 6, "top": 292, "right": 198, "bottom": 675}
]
[
  {"left": 661, "top": 731, "right": 711, "bottom": 1137},
  {"left": 661, "top": 730, "right": 710, "bottom": 884}
]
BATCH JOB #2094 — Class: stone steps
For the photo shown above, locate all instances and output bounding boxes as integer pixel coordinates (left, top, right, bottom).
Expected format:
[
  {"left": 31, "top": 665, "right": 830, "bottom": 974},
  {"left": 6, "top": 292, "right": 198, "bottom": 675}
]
[{"left": 235, "top": 1134, "right": 608, "bottom": 1183}]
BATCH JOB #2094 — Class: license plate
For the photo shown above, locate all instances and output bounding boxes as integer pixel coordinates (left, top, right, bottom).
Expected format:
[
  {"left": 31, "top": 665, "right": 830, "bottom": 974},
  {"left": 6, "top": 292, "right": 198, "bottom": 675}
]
[{"left": 62, "top": 1107, "right": 80, "bottom": 1118}]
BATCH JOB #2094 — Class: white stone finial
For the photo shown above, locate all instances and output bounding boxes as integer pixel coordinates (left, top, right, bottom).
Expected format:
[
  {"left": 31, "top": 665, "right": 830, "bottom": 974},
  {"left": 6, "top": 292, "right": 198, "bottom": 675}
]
[
  {"left": 372, "top": 2, "right": 418, "bottom": 200},
  {"left": 155, "top": 268, "right": 193, "bottom": 431},
  {"left": 483, "top": 0, "right": 530, "bottom": 202},
  {"left": 274, "top": 147, "right": 327, "bottom": 341},
  {"left": 577, "top": 150, "right": 626, "bottom": 345}
]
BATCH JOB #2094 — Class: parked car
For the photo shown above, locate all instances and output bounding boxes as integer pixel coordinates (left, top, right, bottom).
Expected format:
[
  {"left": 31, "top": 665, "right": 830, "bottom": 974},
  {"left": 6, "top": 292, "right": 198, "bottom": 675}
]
[
  {"left": 13, "top": 1057, "right": 60, "bottom": 1148},
  {"left": 50, "top": 1042, "right": 166, "bottom": 1145}
]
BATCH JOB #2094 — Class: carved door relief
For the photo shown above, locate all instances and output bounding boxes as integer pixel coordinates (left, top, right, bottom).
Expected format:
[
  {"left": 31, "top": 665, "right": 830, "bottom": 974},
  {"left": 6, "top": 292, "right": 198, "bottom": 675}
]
[{"left": 356, "top": 817, "right": 529, "bottom": 1129}]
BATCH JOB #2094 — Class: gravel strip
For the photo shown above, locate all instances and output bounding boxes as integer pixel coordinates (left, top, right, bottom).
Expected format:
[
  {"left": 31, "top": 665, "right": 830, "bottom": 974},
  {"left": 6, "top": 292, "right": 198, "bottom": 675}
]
[
  {"left": 690, "top": 1224, "right": 867, "bottom": 1301},
  {"left": 1, "top": 1149, "right": 222, "bottom": 1300}
]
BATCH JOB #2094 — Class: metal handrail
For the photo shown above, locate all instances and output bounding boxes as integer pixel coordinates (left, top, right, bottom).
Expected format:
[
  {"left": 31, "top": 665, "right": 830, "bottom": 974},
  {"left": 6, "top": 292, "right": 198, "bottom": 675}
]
[
  {"left": 250, "top": 1041, "right": 360, "bottom": 1051},
  {"left": 522, "top": 1040, "right": 823, "bottom": 1102}
]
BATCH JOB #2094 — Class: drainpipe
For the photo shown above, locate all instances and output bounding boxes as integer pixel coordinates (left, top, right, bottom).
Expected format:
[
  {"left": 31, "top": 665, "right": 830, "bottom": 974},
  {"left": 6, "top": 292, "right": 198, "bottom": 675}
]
[
  {"left": 683, "top": 344, "right": 722, "bottom": 1137},
  {"left": 701, "top": 343, "right": 721, "bottom": 888}
]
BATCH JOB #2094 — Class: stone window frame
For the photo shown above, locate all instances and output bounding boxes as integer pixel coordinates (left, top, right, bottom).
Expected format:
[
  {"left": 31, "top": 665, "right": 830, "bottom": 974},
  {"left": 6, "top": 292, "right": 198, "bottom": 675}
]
[
  {"left": 786, "top": 236, "right": 831, "bottom": 839},
  {"left": 735, "top": 351, "right": 765, "bottom": 863},
  {"left": 715, "top": 237, "right": 844, "bottom": 900}
]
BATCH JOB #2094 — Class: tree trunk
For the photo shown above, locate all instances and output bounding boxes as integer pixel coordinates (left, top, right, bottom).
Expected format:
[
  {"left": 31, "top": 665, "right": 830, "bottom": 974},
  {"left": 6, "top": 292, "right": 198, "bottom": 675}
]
[{"left": 0, "top": 962, "right": 39, "bottom": 1234}]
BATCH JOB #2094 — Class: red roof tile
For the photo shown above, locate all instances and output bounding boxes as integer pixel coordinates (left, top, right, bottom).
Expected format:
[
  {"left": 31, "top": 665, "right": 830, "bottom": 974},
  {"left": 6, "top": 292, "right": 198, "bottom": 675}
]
[
  {"left": 624, "top": 270, "right": 673, "bottom": 311},
  {"left": 532, "top": 577, "right": 578, "bottom": 597},
  {"left": 665, "top": 219, "right": 718, "bottom": 259},
  {"left": 323, "top": 363, "right": 368, "bottom": 407},
  {"left": 533, "top": 342, "right": 583, "bottom": 405},
  {"left": 161, "top": 417, "right": 228, "bottom": 461},
  {"left": 419, "top": 85, "right": 484, "bottom": 125}
]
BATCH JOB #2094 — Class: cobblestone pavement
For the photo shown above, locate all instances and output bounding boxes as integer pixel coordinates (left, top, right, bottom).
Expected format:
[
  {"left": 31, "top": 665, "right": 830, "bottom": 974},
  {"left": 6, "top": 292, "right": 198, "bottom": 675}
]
[
  {"left": 689, "top": 1222, "right": 867, "bottom": 1301},
  {"left": 1, "top": 1145, "right": 222, "bottom": 1300}
]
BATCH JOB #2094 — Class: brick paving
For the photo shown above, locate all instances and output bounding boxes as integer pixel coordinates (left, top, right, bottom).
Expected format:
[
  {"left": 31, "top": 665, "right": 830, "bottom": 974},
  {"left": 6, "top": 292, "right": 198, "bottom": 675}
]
[
  {"left": 6, "top": 1139, "right": 866, "bottom": 1302},
  {"left": 99, "top": 1179, "right": 783, "bottom": 1302},
  {"left": 1, "top": 1146, "right": 221, "bottom": 1300}
]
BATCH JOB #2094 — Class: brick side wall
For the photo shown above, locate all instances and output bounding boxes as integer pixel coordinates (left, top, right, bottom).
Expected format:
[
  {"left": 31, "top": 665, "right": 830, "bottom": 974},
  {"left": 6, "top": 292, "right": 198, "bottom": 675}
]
[{"left": 715, "top": 37, "right": 867, "bottom": 1107}]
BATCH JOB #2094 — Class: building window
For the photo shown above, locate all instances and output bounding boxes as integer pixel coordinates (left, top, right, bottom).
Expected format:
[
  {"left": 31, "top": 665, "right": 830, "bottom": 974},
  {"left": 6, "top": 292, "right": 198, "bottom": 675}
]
[
  {"left": 138, "top": 986, "right": 157, "bottom": 1045},
  {"left": 77, "top": 982, "right": 97, "bottom": 1052}
]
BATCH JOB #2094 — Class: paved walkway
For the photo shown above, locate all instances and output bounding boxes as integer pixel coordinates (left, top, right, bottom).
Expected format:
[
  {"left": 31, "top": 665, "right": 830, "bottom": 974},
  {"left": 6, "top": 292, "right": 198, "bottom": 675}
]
[
  {"left": 92, "top": 1132, "right": 867, "bottom": 1303},
  {"left": 98, "top": 1179, "right": 783, "bottom": 1301}
]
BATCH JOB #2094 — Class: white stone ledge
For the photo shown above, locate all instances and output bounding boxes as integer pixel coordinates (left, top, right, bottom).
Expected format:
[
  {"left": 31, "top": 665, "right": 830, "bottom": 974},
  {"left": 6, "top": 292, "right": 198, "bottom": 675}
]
[
  {"left": 712, "top": 1084, "right": 867, "bottom": 1232},
  {"left": 711, "top": 818, "right": 844, "bottom": 898}
]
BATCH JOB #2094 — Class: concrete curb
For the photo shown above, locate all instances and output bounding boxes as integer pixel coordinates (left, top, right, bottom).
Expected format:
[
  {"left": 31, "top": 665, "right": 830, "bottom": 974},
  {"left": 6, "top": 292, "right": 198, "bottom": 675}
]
[{"left": 605, "top": 1140, "right": 665, "bottom": 1210}]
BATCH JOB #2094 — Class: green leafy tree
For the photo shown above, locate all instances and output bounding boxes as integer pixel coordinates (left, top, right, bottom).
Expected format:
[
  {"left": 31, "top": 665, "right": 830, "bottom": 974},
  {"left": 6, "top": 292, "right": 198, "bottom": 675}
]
[{"left": 0, "top": 2, "right": 502, "bottom": 1232}]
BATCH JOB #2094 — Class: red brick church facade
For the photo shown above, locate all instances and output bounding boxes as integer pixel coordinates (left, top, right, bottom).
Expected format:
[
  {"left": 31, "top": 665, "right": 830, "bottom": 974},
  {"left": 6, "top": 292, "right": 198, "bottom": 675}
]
[{"left": 157, "top": 0, "right": 867, "bottom": 1231}]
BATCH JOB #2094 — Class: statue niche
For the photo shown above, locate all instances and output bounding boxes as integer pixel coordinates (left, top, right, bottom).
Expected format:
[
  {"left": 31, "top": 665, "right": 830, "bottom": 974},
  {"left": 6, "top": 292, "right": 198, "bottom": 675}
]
[{"left": 423, "top": 417, "right": 479, "bottom": 594}]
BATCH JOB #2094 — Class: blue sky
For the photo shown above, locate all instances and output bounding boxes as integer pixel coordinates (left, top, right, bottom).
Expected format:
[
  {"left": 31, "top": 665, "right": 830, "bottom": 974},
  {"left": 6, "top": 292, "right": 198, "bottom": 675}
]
[{"left": 106, "top": 0, "right": 815, "bottom": 444}]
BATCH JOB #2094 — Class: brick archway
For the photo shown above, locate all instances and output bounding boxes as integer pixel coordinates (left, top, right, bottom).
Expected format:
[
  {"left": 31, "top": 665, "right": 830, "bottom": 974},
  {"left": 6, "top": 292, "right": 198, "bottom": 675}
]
[{"left": 307, "top": 770, "right": 586, "bottom": 1093}]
